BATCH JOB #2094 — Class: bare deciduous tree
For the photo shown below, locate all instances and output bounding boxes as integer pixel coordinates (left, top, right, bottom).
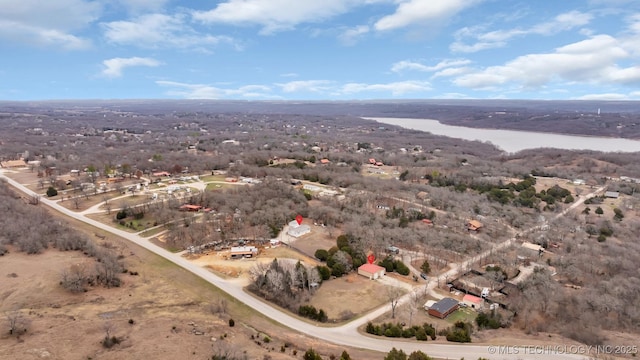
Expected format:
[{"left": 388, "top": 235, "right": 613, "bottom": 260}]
[
  {"left": 60, "top": 262, "right": 90, "bottom": 293},
  {"left": 103, "top": 197, "right": 112, "bottom": 215},
  {"left": 5, "top": 309, "right": 30, "bottom": 336},
  {"left": 387, "top": 286, "right": 403, "bottom": 319}
]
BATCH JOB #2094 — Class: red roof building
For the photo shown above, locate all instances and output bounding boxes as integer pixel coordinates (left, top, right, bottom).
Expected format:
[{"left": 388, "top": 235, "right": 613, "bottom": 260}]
[
  {"left": 179, "top": 204, "right": 202, "bottom": 212},
  {"left": 320, "top": 158, "right": 330, "bottom": 164},
  {"left": 368, "top": 158, "right": 376, "bottom": 164},
  {"left": 357, "top": 263, "right": 386, "bottom": 280},
  {"left": 462, "top": 294, "right": 483, "bottom": 310}
]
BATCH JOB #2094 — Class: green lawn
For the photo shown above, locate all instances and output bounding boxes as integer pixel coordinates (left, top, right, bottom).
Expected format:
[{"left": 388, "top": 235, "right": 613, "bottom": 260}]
[
  {"left": 446, "top": 307, "right": 478, "bottom": 324},
  {"left": 115, "top": 215, "right": 160, "bottom": 233},
  {"left": 199, "top": 175, "right": 227, "bottom": 182},
  {"left": 205, "top": 183, "right": 231, "bottom": 191}
]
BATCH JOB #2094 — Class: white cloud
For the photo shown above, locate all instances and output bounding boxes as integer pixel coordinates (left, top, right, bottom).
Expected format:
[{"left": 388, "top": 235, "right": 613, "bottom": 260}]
[
  {"left": 156, "top": 80, "right": 276, "bottom": 99},
  {"left": 0, "top": 0, "right": 101, "bottom": 30},
  {"left": 277, "top": 80, "right": 334, "bottom": 93},
  {"left": 102, "top": 13, "right": 235, "bottom": 50},
  {"left": 192, "top": 0, "right": 357, "bottom": 34},
  {"left": 452, "top": 11, "right": 593, "bottom": 53},
  {"left": 0, "top": 0, "right": 99, "bottom": 49},
  {"left": 436, "top": 92, "right": 470, "bottom": 99},
  {"left": 628, "top": 14, "right": 640, "bottom": 33},
  {"left": 575, "top": 93, "right": 629, "bottom": 100},
  {"left": 159, "top": 78, "right": 431, "bottom": 99},
  {"left": 340, "top": 80, "right": 431, "bottom": 96},
  {"left": 102, "top": 57, "right": 161, "bottom": 78},
  {"left": 453, "top": 35, "right": 640, "bottom": 89},
  {"left": 0, "top": 21, "right": 91, "bottom": 50},
  {"left": 375, "top": 0, "right": 480, "bottom": 31},
  {"left": 432, "top": 66, "right": 472, "bottom": 78},
  {"left": 338, "top": 25, "right": 370, "bottom": 45},
  {"left": 391, "top": 59, "right": 471, "bottom": 73}
]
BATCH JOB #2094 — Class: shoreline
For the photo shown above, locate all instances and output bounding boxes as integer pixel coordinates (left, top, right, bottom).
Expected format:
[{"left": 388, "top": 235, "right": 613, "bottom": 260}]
[{"left": 364, "top": 117, "right": 640, "bottom": 153}]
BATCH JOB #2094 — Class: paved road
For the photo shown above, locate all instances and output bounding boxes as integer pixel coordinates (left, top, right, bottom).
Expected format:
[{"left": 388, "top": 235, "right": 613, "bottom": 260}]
[{"left": 0, "top": 172, "right": 591, "bottom": 360}]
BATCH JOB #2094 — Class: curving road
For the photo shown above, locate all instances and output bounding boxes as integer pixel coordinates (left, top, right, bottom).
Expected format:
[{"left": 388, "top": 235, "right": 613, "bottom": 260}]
[{"left": 0, "top": 171, "right": 593, "bottom": 360}]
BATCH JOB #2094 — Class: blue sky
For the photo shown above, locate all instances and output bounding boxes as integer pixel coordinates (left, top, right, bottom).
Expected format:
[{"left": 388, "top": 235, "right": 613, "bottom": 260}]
[{"left": 1, "top": 0, "right": 639, "bottom": 101}]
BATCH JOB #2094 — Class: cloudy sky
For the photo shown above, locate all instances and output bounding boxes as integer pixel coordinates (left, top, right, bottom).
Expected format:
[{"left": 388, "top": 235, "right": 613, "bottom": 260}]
[{"left": 1, "top": 0, "right": 639, "bottom": 100}]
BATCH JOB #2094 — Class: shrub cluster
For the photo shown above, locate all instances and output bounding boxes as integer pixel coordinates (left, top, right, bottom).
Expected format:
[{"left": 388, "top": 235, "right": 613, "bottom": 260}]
[
  {"left": 378, "top": 257, "right": 410, "bottom": 276},
  {"left": 475, "top": 312, "right": 501, "bottom": 329},
  {"left": 298, "top": 305, "right": 328, "bottom": 322},
  {"left": 439, "top": 321, "right": 471, "bottom": 343},
  {"left": 366, "top": 322, "right": 436, "bottom": 341}
]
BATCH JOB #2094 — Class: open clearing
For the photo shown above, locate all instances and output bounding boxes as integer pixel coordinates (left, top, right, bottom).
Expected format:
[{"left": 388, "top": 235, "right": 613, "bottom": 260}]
[{"left": 0, "top": 229, "right": 377, "bottom": 360}]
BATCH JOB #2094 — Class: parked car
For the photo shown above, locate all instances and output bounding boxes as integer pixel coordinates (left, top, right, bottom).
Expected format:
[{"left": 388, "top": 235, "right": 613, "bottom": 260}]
[
  {"left": 420, "top": 273, "right": 428, "bottom": 280},
  {"left": 386, "top": 246, "right": 400, "bottom": 254}
]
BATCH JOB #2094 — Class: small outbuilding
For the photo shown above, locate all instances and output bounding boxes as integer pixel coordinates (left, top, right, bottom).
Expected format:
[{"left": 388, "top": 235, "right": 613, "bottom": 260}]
[
  {"left": 179, "top": 204, "right": 202, "bottom": 212},
  {"left": 423, "top": 300, "right": 437, "bottom": 311},
  {"left": 428, "top": 298, "right": 459, "bottom": 319},
  {"left": 357, "top": 263, "right": 386, "bottom": 280},
  {"left": 605, "top": 191, "right": 620, "bottom": 199},
  {"left": 0, "top": 160, "right": 27, "bottom": 168},
  {"left": 230, "top": 246, "right": 258, "bottom": 259},
  {"left": 521, "top": 242, "right": 545, "bottom": 255},
  {"left": 467, "top": 220, "right": 483, "bottom": 231},
  {"left": 462, "top": 294, "right": 483, "bottom": 310}
]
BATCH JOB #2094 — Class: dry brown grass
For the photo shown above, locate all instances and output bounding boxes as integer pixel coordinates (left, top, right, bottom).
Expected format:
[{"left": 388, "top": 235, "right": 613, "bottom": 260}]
[
  {"left": 0, "top": 238, "right": 376, "bottom": 360},
  {"left": 307, "top": 273, "right": 389, "bottom": 321}
]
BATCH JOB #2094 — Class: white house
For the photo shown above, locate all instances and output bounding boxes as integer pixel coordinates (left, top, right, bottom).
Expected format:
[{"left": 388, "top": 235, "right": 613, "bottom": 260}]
[
  {"left": 230, "top": 246, "right": 258, "bottom": 259},
  {"left": 287, "top": 220, "right": 311, "bottom": 238}
]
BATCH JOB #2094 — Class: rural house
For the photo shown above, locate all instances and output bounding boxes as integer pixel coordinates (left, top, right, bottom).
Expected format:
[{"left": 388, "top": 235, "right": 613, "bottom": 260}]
[
  {"left": 229, "top": 246, "right": 258, "bottom": 259},
  {"left": 462, "top": 294, "right": 483, "bottom": 310},
  {"left": 605, "top": 191, "right": 620, "bottom": 199},
  {"left": 357, "top": 263, "right": 386, "bottom": 280},
  {"left": 287, "top": 220, "right": 311, "bottom": 238},
  {"left": 427, "top": 298, "right": 459, "bottom": 319},
  {"left": 0, "top": 159, "right": 27, "bottom": 168},
  {"left": 467, "top": 220, "right": 483, "bottom": 231},
  {"left": 179, "top": 204, "right": 202, "bottom": 212}
]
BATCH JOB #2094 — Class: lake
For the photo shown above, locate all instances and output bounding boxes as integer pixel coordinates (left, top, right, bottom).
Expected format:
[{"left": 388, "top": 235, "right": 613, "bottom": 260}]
[{"left": 366, "top": 117, "right": 640, "bottom": 153}]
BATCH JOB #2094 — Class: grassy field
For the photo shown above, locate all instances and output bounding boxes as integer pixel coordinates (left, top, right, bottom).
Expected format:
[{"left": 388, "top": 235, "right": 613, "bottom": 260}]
[
  {"left": 86, "top": 212, "right": 160, "bottom": 233},
  {"left": 446, "top": 307, "right": 478, "bottom": 324},
  {"left": 199, "top": 175, "right": 227, "bottom": 182},
  {"left": 307, "top": 273, "right": 391, "bottom": 321},
  {"left": 205, "top": 183, "right": 232, "bottom": 191}
]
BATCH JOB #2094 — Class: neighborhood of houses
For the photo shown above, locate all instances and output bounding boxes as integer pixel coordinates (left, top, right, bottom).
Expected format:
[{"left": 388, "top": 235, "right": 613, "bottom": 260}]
[{"left": 2, "top": 149, "right": 634, "bottom": 326}]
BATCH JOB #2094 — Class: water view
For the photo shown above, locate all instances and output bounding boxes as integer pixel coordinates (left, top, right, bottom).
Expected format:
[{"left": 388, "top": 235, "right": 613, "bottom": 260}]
[{"left": 367, "top": 117, "right": 640, "bottom": 153}]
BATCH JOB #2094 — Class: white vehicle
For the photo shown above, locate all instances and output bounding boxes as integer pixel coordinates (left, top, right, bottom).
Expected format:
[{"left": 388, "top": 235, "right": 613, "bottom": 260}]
[{"left": 481, "top": 287, "right": 490, "bottom": 298}]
